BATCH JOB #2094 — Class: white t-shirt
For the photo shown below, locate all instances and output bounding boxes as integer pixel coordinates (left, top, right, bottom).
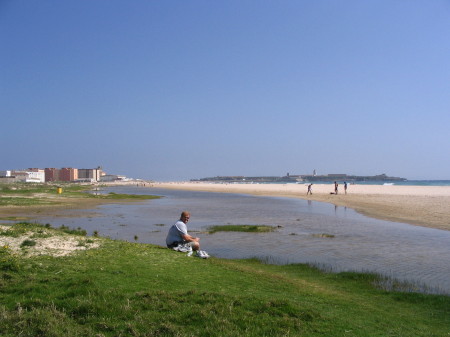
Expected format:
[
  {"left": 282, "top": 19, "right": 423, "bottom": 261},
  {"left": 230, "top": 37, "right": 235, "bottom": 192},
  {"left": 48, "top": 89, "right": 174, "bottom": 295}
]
[{"left": 165, "top": 220, "right": 188, "bottom": 246}]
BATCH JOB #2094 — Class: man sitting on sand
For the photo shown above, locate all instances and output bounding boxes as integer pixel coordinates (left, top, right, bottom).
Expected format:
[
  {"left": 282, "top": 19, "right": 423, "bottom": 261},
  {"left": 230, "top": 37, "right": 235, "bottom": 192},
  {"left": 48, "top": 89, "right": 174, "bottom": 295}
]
[{"left": 166, "top": 211, "right": 209, "bottom": 258}]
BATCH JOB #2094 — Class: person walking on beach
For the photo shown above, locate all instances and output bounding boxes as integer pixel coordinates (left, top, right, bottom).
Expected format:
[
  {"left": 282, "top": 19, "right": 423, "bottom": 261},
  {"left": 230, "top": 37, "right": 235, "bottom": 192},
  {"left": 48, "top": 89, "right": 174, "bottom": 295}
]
[
  {"left": 307, "top": 183, "right": 313, "bottom": 195},
  {"left": 334, "top": 181, "right": 338, "bottom": 195},
  {"left": 344, "top": 182, "right": 348, "bottom": 194},
  {"left": 166, "top": 211, "right": 209, "bottom": 258}
]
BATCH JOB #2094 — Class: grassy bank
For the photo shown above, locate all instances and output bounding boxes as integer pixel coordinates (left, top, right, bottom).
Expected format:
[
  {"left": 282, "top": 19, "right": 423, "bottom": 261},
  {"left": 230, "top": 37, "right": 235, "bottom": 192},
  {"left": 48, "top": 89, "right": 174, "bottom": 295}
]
[
  {"left": 1, "top": 223, "right": 449, "bottom": 336},
  {"left": 0, "top": 183, "right": 160, "bottom": 206}
]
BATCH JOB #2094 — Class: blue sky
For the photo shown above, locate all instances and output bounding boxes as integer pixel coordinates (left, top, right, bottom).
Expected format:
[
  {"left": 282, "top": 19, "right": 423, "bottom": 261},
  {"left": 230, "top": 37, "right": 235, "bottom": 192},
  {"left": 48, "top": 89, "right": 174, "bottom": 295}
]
[{"left": 1, "top": 1, "right": 449, "bottom": 181}]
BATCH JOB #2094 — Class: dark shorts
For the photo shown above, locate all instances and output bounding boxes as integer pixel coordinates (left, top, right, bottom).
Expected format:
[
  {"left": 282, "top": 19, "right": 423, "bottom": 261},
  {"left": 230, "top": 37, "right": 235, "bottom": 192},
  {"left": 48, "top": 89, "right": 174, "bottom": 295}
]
[
  {"left": 167, "top": 241, "right": 182, "bottom": 249},
  {"left": 167, "top": 241, "right": 195, "bottom": 252}
]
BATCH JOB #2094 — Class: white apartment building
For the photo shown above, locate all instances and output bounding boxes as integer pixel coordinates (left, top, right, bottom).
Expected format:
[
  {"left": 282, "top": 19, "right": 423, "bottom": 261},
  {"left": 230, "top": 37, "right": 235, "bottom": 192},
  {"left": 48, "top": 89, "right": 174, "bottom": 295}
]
[
  {"left": 100, "top": 174, "right": 127, "bottom": 182},
  {"left": 0, "top": 170, "right": 12, "bottom": 177},
  {"left": 78, "top": 168, "right": 103, "bottom": 182},
  {"left": 25, "top": 170, "right": 45, "bottom": 183},
  {"left": 0, "top": 169, "right": 45, "bottom": 183}
]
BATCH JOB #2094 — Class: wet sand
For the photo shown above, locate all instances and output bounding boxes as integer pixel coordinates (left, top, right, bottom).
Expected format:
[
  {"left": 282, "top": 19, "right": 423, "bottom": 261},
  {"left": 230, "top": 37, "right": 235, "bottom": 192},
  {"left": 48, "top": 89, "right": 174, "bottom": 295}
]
[{"left": 153, "top": 182, "right": 450, "bottom": 231}]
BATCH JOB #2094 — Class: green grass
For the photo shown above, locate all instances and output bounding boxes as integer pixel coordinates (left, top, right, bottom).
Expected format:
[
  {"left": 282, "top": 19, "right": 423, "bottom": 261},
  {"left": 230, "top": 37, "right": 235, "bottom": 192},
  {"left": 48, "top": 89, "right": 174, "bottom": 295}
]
[
  {"left": 57, "top": 225, "right": 88, "bottom": 236},
  {"left": 0, "top": 183, "right": 60, "bottom": 195},
  {"left": 19, "top": 239, "right": 37, "bottom": 248},
  {"left": 208, "top": 224, "right": 275, "bottom": 234},
  {"left": 0, "top": 183, "right": 161, "bottom": 206},
  {"left": 311, "top": 233, "right": 335, "bottom": 238},
  {"left": 0, "top": 197, "right": 60, "bottom": 206},
  {"left": 0, "top": 183, "right": 94, "bottom": 196},
  {"left": 0, "top": 216, "right": 30, "bottom": 221},
  {"left": 99, "top": 192, "right": 161, "bottom": 200},
  {"left": 0, "top": 223, "right": 448, "bottom": 336}
]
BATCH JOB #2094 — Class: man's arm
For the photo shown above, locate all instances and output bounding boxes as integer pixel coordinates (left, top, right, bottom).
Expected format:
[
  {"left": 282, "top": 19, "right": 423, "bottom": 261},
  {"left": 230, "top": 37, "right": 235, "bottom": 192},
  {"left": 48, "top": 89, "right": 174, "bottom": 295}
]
[{"left": 181, "top": 233, "right": 199, "bottom": 243}]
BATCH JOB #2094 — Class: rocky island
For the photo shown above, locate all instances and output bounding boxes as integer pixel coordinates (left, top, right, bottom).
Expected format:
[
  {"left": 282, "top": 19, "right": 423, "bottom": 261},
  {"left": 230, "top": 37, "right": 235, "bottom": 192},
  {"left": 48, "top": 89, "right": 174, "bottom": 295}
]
[{"left": 192, "top": 173, "right": 407, "bottom": 183}]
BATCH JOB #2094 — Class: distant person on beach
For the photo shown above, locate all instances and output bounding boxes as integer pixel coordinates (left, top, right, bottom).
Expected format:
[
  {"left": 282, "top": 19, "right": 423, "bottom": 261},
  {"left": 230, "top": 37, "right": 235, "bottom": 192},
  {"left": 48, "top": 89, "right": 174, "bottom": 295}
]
[
  {"left": 166, "top": 211, "right": 209, "bottom": 258},
  {"left": 307, "top": 184, "right": 313, "bottom": 195},
  {"left": 334, "top": 181, "right": 338, "bottom": 195},
  {"left": 344, "top": 182, "right": 348, "bottom": 194}
]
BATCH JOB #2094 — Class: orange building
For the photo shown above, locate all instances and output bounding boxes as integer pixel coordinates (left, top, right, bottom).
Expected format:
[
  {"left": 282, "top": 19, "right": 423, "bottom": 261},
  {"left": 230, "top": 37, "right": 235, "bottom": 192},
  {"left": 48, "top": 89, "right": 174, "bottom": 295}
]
[
  {"left": 45, "top": 168, "right": 60, "bottom": 182},
  {"left": 60, "top": 168, "right": 78, "bottom": 182}
]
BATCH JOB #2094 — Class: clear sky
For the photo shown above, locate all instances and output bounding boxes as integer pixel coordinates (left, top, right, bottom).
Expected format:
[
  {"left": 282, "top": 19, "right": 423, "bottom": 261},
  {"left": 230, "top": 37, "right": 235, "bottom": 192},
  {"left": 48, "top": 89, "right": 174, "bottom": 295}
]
[{"left": 1, "top": 1, "right": 449, "bottom": 181}]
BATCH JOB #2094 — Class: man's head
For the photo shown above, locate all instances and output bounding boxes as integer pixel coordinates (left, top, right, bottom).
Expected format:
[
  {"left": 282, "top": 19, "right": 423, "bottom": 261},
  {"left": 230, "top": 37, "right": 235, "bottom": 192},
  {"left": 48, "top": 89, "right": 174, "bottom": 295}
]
[{"left": 180, "top": 211, "right": 190, "bottom": 223}]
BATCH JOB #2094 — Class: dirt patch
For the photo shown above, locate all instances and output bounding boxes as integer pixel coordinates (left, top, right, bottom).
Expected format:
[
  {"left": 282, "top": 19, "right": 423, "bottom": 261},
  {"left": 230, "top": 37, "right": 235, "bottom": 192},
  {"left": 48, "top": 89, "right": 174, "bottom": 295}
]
[{"left": 0, "top": 225, "right": 100, "bottom": 257}]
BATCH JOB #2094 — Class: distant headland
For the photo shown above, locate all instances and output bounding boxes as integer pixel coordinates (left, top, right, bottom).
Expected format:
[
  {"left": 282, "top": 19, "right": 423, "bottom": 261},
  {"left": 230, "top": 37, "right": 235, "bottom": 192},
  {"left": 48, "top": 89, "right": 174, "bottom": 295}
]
[{"left": 192, "top": 173, "right": 407, "bottom": 183}]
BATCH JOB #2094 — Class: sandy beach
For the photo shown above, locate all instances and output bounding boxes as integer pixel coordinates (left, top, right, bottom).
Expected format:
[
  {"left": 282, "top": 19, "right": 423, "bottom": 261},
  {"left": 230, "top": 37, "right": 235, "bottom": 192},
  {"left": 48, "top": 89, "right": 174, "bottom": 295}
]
[{"left": 153, "top": 182, "right": 450, "bottom": 231}]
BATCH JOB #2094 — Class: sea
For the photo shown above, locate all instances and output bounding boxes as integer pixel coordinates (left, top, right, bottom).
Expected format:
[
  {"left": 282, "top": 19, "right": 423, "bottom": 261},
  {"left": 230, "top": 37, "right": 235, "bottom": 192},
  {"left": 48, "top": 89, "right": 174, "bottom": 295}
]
[
  {"left": 268, "top": 180, "right": 450, "bottom": 186},
  {"left": 345, "top": 180, "right": 450, "bottom": 186},
  {"left": 384, "top": 180, "right": 450, "bottom": 186},
  {"left": 36, "top": 184, "right": 450, "bottom": 295}
]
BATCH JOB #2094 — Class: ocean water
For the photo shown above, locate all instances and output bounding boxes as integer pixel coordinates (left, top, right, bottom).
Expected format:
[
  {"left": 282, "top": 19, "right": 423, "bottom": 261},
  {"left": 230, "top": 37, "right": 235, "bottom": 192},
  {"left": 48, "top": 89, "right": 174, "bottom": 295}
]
[
  {"left": 353, "top": 180, "right": 450, "bottom": 186},
  {"left": 266, "top": 180, "right": 450, "bottom": 186},
  {"left": 38, "top": 186, "right": 450, "bottom": 295}
]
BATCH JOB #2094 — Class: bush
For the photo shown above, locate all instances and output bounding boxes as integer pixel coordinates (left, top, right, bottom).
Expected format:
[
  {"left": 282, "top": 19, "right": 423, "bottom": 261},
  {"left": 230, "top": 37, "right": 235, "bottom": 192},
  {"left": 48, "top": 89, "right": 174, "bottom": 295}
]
[
  {"left": 0, "top": 246, "right": 20, "bottom": 272},
  {"left": 58, "top": 225, "right": 87, "bottom": 236},
  {"left": 20, "top": 239, "right": 37, "bottom": 248}
]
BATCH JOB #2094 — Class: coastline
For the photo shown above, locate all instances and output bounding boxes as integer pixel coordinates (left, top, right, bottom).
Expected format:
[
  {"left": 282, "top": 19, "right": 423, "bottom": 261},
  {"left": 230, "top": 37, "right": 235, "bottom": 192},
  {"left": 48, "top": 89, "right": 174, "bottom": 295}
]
[{"left": 152, "top": 182, "right": 450, "bottom": 231}]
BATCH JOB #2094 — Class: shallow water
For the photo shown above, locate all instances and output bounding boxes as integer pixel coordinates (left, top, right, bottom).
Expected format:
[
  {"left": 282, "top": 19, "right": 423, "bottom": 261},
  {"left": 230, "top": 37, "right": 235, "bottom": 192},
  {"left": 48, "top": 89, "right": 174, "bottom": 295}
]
[{"left": 39, "top": 186, "right": 450, "bottom": 295}]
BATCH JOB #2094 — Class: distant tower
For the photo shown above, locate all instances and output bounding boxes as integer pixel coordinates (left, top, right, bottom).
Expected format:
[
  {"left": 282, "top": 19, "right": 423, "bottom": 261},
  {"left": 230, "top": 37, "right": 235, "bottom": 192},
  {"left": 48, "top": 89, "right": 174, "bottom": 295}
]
[{"left": 313, "top": 169, "right": 316, "bottom": 176}]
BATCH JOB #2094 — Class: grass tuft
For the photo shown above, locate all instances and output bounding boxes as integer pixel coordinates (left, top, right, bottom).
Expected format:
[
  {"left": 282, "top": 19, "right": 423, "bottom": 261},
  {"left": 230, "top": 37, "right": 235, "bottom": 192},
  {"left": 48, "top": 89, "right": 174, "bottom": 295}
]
[
  {"left": 102, "top": 192, "right": 161, "bottom": 200},
  {"left": 208, "top": 224, "right": 275, "bottom": 234},
  {"left": 311, "top": 233, "right": 335, "bottom": 238},
  {"left": 58, "top": 225, "right": 87, "bottom": 236},
  {"left": 20, "top": 239, "right": 37, "bottom": 248}
]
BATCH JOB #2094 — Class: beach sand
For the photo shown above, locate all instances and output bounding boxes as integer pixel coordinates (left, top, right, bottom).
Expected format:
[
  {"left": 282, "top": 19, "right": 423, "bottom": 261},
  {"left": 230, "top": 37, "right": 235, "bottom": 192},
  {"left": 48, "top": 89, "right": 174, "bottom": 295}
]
[{"left": 152, "top": 182, "right": 450, "bottom": 231}]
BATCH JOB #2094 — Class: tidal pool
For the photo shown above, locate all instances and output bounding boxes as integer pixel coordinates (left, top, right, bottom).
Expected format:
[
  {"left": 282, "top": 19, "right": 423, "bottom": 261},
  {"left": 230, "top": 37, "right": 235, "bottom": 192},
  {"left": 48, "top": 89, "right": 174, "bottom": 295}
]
[{"left": 39, "top": 186, "right": 450, "bottom": 295}]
